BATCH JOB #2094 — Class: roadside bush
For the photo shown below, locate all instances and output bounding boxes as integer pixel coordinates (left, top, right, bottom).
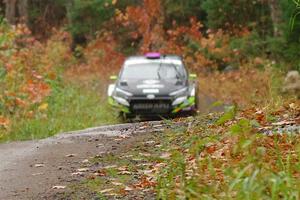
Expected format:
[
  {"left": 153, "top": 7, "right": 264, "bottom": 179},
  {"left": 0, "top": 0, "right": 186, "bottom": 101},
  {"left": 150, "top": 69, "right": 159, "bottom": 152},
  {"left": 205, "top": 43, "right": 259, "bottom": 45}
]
[{"left": 0, "top": 22, "right": 72, "bottom": 132}]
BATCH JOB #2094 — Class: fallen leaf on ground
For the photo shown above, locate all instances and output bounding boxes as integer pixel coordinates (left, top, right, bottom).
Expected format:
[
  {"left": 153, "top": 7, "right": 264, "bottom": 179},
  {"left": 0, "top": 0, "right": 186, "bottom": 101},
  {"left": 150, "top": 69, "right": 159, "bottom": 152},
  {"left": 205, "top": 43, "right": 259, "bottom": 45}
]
[
  {"left": 160, "top": 152, "right": 171, "bottom": 159},
  {"left": 100, "top": 188, "right": 114, "bottom": 194},
  {"left": 66, "top": 154, "right": 76, "bottom": 157},
  {"left": 136, "top": 163, "right": 152, "bottom": 167},
  {"left": 119, "top": 134, "right": 130, "bottom": 139},
  {"left": 94, "top": 171, "right": 106, "bottom": 176},
  {"left": 117, "top": 166, "right": 128, "bottom": 171},
  {"left": 141, "top": 169, "right": 155, "bottom": 177},
  {"left": 124, "top": 186, "right": 134, "bottom": 191},
  {"left": 132, "top": 158, "right": 142, "bottom": 162},
  {"left": 32, "top": 173, "right": 44, "bottom": 176},
  {"left": 77, "top": 168, "right": 89, "bottom": 172},
  {"left": 71, "top": 172, "right": 84, "bottom": 176},
  {"left": 122, "top": 155, "right": 133, "bottom": 158},
  {"left": 52, "top": 185, "right": 66, "bottom": 189},
  {"left": 145, "top": 140, "right": 156, "bottom": 145},
  {"left": 103, "top": 165, "right": 118, "bottom": 169},
  {"left": 134, "top": 176, "right": 156, "bottom": 189},
  {"left": 139, "top": 153, "right": 151, "bottom": 157},
  {"left": 272, "top": 120, "right": 296, "bottom": 126},
  {"left": 118, "top": 171, "right": 132, "bottom": 175},
  {"left": 111, "top": 182, "right": 123, "bottom": 186},
  {"left": 34, "top": 164, "right": 45, "bottom": 168}
]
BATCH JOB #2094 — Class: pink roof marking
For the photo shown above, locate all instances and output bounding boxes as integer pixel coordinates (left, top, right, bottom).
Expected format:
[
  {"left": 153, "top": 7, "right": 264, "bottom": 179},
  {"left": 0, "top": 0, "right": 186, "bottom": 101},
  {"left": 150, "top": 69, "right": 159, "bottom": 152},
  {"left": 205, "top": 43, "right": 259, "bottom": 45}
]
[{"left": 145, "top": 52, "right": 161, "bottom": 59}]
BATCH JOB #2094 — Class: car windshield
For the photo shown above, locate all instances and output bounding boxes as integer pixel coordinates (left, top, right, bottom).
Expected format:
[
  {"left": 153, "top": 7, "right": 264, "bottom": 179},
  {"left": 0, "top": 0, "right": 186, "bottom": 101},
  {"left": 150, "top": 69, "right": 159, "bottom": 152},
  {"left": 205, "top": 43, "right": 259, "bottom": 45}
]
[{"left": 121, "top": 63, "right": 182, "bottom": 80}]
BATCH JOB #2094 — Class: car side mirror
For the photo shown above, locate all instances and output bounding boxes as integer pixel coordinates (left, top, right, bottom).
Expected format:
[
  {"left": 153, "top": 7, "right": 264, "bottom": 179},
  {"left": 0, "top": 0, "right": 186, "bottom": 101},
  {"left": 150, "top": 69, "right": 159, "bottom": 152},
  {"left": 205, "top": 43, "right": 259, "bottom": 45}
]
[
  {"left": 110, "top": 75, "right": 118, "bottom": 81},
  {"left": 189, "top": 73, "right": 197, "bottom": 80}
]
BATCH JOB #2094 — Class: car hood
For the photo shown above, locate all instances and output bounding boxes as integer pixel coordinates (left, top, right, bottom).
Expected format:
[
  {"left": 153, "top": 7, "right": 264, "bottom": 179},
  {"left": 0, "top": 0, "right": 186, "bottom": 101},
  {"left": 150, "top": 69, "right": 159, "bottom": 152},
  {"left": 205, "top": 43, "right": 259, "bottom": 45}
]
[{"left": 117, "top": 79, "right": 186, "bottom": 96}]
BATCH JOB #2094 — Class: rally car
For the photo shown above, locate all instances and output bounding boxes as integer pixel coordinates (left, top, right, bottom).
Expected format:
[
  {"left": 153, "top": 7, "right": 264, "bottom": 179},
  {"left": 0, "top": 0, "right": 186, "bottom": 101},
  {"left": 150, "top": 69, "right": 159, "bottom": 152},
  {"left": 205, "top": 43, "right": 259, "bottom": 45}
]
[{"left": 107, "top": 53, "right": 198, "bottom": 119}]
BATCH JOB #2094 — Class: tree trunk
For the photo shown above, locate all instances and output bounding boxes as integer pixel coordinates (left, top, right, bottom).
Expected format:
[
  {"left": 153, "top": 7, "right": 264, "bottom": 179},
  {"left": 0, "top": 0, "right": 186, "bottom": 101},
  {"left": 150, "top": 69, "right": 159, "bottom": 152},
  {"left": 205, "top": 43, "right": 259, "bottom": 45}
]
[
  {"left": 142, "top": 0, "right": 165, "bottom": 52},
  {"left": 0, "top": 0, "right": 5, "bottom": 16},
  {"left": 65, "top": 0, "right": 74, "bottom": 25},
  {"left": 17, "top": 0, "right": 28, "bottom": 24},
  {"left": 268, "top": 0, "right": 283, "bottom": 37},
  {"left": 4, "top": 0, "right": 17, "bottom": 24},
  {"left": 4, "top": 0, "right": 28, "bottom": 25}
]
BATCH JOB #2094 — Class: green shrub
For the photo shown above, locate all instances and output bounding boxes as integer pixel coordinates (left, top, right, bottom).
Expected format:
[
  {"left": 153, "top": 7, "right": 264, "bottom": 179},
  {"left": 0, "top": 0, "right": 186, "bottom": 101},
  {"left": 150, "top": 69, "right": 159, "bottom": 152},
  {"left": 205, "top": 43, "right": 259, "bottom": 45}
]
[
  {"left": 68, "top": 0, "right": 115, "bottom": 38},
  {"left": 281, "top": 0, "right": 300, "bottom": 41},
  {"left": 163, "top": 0, "right": 206, "bottom": 28},
  {"left": 229, "top": 32, "right": 265, "bottom": 59},
  {"left": 201, "top": 0, "right": 272, "bottom": 33}
]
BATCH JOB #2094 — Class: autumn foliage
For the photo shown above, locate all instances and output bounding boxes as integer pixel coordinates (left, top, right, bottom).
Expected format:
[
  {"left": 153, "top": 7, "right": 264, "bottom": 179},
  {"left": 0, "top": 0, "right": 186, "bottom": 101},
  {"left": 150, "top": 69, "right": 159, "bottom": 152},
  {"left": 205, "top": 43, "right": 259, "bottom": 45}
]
[
  {"left": 0, "top": 23, "right": 72, "bottom": 131},
  {"left": 0, "top": 0, "right": 297, "bottom": 135}
]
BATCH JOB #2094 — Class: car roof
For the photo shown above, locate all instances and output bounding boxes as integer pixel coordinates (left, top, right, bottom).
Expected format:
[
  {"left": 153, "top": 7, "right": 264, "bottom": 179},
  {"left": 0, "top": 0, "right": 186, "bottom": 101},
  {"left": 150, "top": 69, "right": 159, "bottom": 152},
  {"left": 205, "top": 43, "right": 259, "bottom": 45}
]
[
  {"left": 124, "top": 54, "right": 184, "bottom": 66},
  {"left": 126, "top": 54, "right": 182, "bottom": 61}
]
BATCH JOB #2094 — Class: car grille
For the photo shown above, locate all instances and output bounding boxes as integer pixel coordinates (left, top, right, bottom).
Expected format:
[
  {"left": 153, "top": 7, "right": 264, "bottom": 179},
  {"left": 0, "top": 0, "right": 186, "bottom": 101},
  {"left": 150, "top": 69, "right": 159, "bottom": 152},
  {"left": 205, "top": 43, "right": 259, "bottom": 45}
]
[{"left": 130, "top": 100, "right": 172, "bottom": 114}]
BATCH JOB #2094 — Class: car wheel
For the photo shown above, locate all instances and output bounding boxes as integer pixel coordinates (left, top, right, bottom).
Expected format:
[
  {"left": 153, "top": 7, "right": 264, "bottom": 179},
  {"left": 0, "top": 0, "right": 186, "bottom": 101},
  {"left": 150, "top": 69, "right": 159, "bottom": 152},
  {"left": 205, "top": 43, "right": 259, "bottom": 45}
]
[
  {"left": 118, "top": 112, "right": 126, "bottom": 121},
  {"left": 119, "top": 112, "right": 134, "bottom": 122},
  {"left": 191, "top": 91, "right": 200, "bottom": 115}
]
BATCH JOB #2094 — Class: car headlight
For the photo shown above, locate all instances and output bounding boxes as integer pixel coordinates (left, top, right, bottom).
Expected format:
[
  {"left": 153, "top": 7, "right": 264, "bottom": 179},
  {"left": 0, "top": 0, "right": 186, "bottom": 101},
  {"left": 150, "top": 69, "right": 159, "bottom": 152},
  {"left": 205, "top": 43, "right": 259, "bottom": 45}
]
[
  {"left": 107, "top": 84, "right": 116, "bottom": 97},
  {"left": 190, "top": 87, "right": 196, "bottom": 97},
  {"left": 172, "top": 96, "right": 188, "bottom": 106},
  {"left": 113, "top": 96, "right": 130, "bottom": 106},
  {"left": 169, "top": 87, "right": 188, "bottom": 96},
  {"left": 115, "top": 88, "right": 133, "bottom": 97}
]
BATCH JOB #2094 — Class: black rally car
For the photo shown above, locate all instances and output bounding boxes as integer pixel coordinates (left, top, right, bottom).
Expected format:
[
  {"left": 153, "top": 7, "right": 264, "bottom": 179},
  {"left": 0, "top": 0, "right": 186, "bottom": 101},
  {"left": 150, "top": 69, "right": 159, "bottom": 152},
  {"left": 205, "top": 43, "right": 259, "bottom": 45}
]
[{"left": 108, "top": 53, "right": 198, "bottom": 118}]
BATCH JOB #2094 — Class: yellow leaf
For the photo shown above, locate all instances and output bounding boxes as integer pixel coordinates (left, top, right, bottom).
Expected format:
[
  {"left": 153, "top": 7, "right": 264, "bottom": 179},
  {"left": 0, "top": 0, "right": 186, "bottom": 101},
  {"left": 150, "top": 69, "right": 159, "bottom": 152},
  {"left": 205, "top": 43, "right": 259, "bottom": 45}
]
[{"left": 38, "top": 103, "right": 48, "bottom": 111}]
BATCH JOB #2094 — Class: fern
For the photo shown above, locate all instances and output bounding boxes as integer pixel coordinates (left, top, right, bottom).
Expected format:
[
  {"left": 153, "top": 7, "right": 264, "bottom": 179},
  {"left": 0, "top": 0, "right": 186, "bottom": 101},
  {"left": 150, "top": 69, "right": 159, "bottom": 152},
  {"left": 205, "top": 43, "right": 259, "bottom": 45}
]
[{"left": 290, "top": 0, "right": 300, "bottom": 32}]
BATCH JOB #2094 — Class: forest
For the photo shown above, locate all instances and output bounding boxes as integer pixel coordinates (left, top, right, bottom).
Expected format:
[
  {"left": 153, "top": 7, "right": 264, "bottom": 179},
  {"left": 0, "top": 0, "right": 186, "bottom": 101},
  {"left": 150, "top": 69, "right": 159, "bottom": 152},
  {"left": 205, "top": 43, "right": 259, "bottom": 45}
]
[{"left": 0, "top": 0, "right": 300, "bottom": 199}]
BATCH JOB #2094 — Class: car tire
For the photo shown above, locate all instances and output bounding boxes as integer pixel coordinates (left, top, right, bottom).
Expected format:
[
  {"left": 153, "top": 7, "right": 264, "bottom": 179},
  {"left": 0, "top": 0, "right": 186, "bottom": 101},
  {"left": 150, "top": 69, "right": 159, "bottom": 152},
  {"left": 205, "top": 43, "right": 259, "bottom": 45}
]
[
  {"left": 191, "top": 90, "right": 200, "bottom": 116},
  {"left": 118, "top": 112, "right": 126, "bottom": 121},
  {"left": 119, "top": 112, "right": 134, "bottom": 122}
]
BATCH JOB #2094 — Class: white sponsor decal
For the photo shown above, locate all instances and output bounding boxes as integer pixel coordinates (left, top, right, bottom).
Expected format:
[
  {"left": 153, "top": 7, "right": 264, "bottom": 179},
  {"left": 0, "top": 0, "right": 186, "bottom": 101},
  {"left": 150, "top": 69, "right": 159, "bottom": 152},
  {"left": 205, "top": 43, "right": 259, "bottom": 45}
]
[
  {"left": 137, "top": 84, "right": 164, "bottom": 89},
  {"left": 147, "top": 94, "right": 155, "bottom": 99},
  {"left": 143, "top": 89, "right": 159, "bottom": 94},
  {"left": 143, "top": 80, "right": 160, "bottom": 85}
]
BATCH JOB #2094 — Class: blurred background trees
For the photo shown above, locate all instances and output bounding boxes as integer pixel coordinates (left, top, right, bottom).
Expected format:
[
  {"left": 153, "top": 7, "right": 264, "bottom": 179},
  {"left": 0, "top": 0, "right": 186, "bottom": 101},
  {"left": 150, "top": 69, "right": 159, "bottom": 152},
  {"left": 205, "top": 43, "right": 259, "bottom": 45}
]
[
  {"left": 0, "top": 0, "right": 299, "bottom": 69},
  {"left": 0, "top": 0, "right": 299, "bottom": 134}
]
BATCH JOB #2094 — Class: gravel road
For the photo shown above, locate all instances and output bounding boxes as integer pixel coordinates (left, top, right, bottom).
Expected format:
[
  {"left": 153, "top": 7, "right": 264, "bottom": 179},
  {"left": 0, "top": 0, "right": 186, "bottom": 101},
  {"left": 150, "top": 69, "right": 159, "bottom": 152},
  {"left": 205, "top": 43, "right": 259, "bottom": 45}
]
[
  {"left": 0, "top": 94, "right": 223, "bottom": 199},
  {"left": 0, "top": 121, "right": 181, "bottom": 200}
]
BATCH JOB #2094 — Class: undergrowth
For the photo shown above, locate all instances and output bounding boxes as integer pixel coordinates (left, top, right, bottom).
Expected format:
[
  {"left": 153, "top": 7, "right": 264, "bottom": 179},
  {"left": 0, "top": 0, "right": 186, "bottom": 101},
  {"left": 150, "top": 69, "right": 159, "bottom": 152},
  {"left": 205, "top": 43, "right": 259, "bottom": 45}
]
[
  {"left": 66, "top": 100, "right": 300, "bottom": 199},
  {"left": 0, "top": 82, "right": 119, "bottom": 142},
  {"left": 156, "top": 114, "right": 300, "bottom": 199}
]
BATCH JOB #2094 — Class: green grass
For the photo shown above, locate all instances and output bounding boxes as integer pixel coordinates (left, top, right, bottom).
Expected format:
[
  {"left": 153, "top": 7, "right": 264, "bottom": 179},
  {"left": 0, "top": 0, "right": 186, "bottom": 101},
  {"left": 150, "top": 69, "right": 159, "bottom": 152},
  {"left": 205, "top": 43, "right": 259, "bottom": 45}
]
[
  {"left": 58, "top": 105, "right": 300, "bottom": 199},
  {"left": 0, "top": 83, "right": 119, "bottom": 142},
  {"left": 155, "top": 114, "right": 300, "bottom": 200}
]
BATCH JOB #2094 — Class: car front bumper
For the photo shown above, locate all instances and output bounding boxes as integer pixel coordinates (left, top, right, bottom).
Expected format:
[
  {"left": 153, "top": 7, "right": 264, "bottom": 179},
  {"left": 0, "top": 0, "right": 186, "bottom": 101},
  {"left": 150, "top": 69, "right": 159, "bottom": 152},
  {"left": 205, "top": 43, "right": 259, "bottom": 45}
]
[{"left": 108, "top": 96, "right": 196, "bottom": 115}]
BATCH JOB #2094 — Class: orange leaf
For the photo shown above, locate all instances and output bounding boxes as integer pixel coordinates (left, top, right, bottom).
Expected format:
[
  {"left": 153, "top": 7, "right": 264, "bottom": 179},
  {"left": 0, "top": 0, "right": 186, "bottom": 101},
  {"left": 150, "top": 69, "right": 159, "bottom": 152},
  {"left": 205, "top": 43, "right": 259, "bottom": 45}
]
[
  {"left": 0, "top": 116, "right": 10, "bottom": 129},
  {"left": 15, "top": 97, "right": 27, "bottom": 107}
]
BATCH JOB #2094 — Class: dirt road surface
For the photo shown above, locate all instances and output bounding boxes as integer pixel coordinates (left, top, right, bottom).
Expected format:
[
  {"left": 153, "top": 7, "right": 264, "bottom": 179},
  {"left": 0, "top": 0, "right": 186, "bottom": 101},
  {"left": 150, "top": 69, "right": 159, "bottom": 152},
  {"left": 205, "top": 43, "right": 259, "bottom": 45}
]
[
  {"left": 0, "top": 94, "right": 222, "bottom": 199},
  {"left": 0, "top": 121, "right": 180, "bottom": 200}
]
